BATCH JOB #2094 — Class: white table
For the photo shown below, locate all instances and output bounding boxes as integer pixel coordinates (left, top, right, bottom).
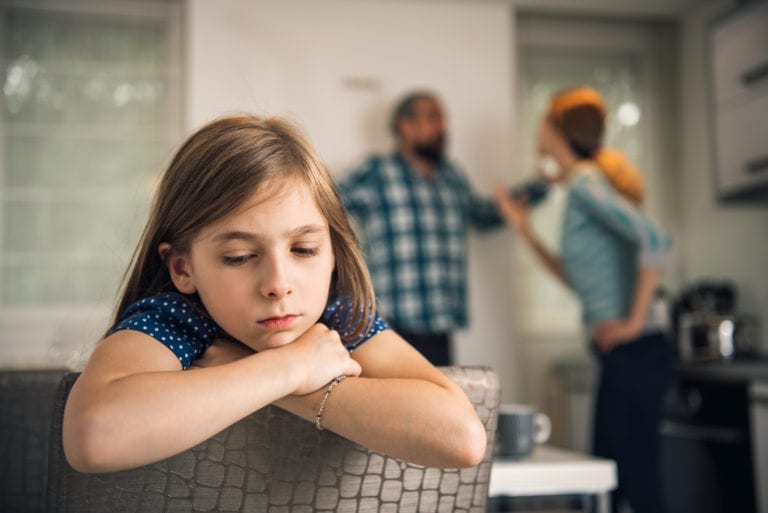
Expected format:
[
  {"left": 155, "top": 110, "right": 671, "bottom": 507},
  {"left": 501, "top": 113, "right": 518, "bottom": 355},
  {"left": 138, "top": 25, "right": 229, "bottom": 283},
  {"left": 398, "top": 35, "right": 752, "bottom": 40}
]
[{"left": 490, "top": 445, "right": 617, "bottom": 513}]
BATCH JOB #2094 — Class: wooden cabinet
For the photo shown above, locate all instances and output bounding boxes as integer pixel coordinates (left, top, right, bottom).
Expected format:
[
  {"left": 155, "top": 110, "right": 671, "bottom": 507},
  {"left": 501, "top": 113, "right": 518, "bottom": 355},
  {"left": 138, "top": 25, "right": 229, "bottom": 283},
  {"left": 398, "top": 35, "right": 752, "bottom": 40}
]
[{"left": 709, "top": 1, "right": 768, "bottom": 201}]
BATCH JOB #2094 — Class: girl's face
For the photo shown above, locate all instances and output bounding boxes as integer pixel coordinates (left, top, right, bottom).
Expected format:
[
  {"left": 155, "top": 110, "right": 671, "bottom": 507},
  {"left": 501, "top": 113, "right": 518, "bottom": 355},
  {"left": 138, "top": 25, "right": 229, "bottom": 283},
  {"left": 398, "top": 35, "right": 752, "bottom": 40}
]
[{"left": 170, "top": 181, "right": 335, "bottom": 352}]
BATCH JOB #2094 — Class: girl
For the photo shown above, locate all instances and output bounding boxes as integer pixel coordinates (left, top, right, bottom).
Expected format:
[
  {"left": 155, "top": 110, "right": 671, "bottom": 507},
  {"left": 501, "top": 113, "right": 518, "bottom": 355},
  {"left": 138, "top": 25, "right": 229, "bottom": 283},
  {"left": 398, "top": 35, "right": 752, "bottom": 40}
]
[
  {"left": 494, "top": 87, "right": 675, "bottom": 513},
  {"left": 63, "top": 114, "right": 486, "bottom": 473}
]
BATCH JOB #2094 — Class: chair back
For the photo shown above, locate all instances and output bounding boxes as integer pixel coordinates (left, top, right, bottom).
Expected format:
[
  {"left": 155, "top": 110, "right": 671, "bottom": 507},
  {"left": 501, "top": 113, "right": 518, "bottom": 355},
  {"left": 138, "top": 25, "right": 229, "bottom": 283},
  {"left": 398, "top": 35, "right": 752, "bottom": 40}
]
[
  {"left": 0, "top": 368, "right": 69, "bottom": 513},
  {"left": 47, "top": 366, "right": 500, "bottom": 513}
]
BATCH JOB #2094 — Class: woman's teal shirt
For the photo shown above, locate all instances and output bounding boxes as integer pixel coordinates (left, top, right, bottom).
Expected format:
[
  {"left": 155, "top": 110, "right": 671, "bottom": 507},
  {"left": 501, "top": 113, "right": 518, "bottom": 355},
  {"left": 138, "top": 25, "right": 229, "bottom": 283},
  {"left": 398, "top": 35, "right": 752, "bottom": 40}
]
[{"left": 560, "top": 166, "right": 671, "bottom": 326}]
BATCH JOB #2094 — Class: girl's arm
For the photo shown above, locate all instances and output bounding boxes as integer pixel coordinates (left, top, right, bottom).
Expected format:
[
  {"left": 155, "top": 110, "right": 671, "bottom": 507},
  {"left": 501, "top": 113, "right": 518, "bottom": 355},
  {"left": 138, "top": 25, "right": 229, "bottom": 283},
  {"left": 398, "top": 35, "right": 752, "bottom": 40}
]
[
  {"left": 274, "top": 330, "right": 487, "bottom": 469},
  {"left": 63, "top": 324, "right": 360, "bottom": 473},
  {"left": 494, "top": 185, "right": 569, "bottom": 287}
]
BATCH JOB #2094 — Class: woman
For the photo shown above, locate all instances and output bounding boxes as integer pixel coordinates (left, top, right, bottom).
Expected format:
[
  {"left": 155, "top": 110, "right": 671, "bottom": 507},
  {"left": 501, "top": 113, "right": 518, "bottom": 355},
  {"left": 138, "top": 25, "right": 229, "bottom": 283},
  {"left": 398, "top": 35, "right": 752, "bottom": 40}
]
[{"left": 495, "top": 86, "right": 675, "bottom": 513}]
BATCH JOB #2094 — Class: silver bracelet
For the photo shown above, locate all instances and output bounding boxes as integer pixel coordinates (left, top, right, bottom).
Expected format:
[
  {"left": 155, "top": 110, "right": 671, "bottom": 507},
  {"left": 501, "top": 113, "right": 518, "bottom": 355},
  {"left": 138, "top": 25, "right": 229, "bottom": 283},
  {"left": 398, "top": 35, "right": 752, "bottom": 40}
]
[{"left": 315, "top": 375, "right": 347, "bottom": 431}]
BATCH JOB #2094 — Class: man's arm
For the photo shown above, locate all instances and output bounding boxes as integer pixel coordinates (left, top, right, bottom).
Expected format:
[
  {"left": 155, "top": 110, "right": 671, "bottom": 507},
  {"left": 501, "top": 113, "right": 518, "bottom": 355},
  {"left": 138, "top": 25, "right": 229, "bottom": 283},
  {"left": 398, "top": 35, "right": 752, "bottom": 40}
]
[{"left": 494, "top": 185, "right": 569, "bottom": 287}]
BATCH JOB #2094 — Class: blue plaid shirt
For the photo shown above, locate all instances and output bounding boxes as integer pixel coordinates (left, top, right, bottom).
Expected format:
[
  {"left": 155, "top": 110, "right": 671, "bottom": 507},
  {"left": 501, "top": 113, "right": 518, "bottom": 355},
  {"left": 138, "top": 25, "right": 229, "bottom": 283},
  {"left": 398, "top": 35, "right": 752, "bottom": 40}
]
[{"left": 339, "top": 153, "right": 503, "bottom": 333}]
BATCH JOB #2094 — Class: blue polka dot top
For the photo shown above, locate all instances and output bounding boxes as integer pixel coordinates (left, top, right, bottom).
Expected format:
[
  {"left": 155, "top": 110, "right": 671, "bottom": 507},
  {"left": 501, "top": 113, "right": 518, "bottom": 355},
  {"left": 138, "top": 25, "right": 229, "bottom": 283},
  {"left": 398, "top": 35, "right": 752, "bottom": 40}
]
[{"left": 112, "top": 293, "right": 389, "bottom": 369}]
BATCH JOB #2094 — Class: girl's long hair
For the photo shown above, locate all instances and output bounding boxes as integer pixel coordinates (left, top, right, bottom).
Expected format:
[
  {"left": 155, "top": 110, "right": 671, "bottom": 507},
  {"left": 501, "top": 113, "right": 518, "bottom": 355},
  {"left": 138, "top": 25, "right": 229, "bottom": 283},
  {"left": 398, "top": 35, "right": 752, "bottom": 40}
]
[{"left": 107, "top": 115, "right": 375, "bottom": 343}]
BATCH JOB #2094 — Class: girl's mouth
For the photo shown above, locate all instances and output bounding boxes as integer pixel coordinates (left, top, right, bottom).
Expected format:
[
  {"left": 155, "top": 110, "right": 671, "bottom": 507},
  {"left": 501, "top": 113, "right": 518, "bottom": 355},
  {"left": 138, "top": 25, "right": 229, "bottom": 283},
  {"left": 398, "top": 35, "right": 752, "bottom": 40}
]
[{"left": 259, "top": 315, "right": 298, "bottom": 330}]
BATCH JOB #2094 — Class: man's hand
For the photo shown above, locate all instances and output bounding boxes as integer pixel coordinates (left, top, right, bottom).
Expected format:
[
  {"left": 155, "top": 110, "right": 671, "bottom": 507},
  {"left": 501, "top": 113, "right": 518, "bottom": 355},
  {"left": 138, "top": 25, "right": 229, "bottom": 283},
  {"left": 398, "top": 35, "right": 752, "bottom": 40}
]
[{"left": 494, "top": 184, "right": 531, "bottom": 236}]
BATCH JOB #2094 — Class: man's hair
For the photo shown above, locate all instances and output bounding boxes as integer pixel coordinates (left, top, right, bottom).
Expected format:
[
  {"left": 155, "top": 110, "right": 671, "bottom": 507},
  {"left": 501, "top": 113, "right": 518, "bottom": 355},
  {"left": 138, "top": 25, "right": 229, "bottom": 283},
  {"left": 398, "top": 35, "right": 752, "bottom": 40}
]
[{"left": 390, "top": 90, "right": 437, "bottom": 136}]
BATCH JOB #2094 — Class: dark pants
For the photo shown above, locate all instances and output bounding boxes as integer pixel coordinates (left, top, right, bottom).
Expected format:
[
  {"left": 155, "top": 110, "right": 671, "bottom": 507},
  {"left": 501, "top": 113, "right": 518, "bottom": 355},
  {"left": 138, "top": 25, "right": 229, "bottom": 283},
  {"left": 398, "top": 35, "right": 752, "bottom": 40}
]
[
  {"left": 391, "top": 326, "right": 453, "bottom": 366},
  {"left": 592, "top": 331, "right": 675, "bottom": 513}
]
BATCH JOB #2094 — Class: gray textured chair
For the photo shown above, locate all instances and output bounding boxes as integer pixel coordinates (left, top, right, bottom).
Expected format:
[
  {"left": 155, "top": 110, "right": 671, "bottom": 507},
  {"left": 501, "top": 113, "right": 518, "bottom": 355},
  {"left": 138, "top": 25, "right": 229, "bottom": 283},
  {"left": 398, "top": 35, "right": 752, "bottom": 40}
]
[
  {"left": 0, "top": 368, "right": 69, "bottom": 513},
  {"left": 47, "top": 366, "right": 500, "bottom": 513}
]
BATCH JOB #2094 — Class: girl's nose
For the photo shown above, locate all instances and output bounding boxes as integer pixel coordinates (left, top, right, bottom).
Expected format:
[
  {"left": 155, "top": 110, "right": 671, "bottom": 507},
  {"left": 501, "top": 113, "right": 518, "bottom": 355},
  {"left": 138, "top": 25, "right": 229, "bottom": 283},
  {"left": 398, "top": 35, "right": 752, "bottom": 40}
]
[{"left": 260, "top": 256, "right": 292, "bottom": 299}]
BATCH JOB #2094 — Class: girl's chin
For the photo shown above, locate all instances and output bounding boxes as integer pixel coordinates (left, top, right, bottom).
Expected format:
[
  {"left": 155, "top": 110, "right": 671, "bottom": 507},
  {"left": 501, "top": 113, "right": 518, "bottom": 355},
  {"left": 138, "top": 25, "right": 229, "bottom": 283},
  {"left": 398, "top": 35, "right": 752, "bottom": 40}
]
[{"left": 249, "top": 331, "right": 300, "bottom": 351}]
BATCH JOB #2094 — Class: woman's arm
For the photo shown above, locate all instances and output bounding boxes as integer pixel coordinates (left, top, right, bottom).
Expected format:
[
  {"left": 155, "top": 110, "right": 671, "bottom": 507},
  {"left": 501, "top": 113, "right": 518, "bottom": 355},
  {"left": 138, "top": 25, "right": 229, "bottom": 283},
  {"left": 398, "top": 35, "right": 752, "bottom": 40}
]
[
  {"left": 569, "top": 170, "right": 671, "bottom": 268},
  {"left": 593, "top": 268, "right": 661, "bottom": 352},
  {"left": 493, "top": 185, "right": 569, "bottom": 287},
  {"left": 63, "top": 324, "right": 360, "bottom": 473},
  {"left": 274, "top": 330, "right": 487, "bottom": 469},
  {"left": 457, "top": 173, "right": 505, "bottom": 230},
  {"left": 571, "top": 170, "right": 671, "bottom": 351}
]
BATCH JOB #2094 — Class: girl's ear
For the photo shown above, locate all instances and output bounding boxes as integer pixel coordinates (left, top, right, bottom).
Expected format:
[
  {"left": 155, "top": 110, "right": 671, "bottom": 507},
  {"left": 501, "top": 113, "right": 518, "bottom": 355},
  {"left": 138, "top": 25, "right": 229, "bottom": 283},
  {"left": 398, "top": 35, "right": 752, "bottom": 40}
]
[{"left": 158, "top": 242, "right": 197, "bottom": 294}]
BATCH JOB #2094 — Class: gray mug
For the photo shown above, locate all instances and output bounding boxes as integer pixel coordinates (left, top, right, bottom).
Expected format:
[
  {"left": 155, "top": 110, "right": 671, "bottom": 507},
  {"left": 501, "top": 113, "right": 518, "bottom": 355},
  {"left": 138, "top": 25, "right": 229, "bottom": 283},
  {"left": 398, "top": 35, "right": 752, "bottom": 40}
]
[{"left": 496, "top": 404, "right": 551, "bottom": 460}]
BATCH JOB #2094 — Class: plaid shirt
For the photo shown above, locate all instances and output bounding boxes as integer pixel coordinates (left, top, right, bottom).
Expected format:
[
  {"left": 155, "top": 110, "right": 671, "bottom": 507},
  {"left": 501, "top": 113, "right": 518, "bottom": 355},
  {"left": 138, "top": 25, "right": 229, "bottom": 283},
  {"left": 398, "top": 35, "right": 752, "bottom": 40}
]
[{"left": 339, "top": 153, "right": 503, "bottom": 333}]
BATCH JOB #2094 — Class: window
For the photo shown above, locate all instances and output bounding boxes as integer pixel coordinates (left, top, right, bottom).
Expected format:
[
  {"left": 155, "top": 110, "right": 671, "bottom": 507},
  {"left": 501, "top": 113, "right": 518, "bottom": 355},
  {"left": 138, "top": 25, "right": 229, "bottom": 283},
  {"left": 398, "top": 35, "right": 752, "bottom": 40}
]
[
  {"left": 0, "top": 0, "right": 183, "bottom": 365},
  {"left": 511, "top": 13, "right": 679, "bottom": 429},
  {"left": 513, "top": 13, "right": 678, "bottom": 339}
]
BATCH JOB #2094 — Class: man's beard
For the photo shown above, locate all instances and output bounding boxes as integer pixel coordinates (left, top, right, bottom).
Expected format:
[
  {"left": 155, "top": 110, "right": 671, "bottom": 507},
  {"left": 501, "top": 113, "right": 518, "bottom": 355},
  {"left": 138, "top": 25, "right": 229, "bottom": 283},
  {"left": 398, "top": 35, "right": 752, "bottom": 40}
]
[{"left": 412, "top": 134, "right": 446, "bottom": 165}]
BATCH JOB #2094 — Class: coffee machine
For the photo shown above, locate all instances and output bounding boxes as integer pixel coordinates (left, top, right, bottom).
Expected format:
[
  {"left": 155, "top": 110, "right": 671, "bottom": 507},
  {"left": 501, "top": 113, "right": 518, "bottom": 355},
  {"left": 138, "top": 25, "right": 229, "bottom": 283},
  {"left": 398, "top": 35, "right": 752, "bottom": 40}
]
[{"left": 671, "top": 280, "right": 759, "bottom": 361}]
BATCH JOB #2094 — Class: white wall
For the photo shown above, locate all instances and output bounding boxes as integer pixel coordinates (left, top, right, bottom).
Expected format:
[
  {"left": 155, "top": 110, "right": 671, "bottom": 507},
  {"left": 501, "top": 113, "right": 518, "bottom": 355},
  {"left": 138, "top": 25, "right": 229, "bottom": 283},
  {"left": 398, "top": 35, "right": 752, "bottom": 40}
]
[
  {"left": 679, "top": 0, "right": 768, "bottom": 353},
  {"left": 187, "top": 0, "right": 523, "bottom": 400}
]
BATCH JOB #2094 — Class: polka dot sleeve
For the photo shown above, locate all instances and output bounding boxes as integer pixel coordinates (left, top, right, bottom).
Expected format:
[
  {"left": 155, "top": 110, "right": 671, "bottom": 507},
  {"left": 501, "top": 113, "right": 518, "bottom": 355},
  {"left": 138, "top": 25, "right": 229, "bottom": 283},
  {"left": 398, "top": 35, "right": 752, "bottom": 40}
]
[
  {"left": 112, "top": 294, "right": 219, "bottom": 369},
  {"left": 323, "top": 297, "right": 389, "bottom": 351}
]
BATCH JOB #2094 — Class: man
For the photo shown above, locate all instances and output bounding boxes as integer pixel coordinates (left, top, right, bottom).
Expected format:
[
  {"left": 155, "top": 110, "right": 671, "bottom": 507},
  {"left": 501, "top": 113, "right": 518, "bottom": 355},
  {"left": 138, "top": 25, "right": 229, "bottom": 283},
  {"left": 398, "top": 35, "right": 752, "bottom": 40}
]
[{"left": 338, "top": 91, "right": 504, "bottom": 365}]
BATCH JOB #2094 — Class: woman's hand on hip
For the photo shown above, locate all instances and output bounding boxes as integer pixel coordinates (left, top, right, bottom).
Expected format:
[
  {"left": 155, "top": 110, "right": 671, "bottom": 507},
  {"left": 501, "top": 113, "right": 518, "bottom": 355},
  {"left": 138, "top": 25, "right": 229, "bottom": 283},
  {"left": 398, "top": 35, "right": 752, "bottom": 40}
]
[{"left": 592, "top": 318, "right": 643, "bottom": 352}]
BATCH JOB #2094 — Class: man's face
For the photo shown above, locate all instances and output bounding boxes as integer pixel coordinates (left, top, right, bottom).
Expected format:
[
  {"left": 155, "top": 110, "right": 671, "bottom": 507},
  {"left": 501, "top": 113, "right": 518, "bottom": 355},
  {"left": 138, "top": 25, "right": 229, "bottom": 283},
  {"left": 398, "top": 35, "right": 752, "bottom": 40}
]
[{"left": 402, "top": 97, "right": 447, "bottom": 163}]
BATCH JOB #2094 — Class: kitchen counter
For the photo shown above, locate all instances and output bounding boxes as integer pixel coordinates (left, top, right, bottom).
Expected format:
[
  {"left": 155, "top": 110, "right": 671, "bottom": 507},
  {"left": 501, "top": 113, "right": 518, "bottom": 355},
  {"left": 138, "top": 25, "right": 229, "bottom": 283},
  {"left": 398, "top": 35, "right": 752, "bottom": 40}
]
[{"left": 676, "top": 357, "right": 768, "bottom": 383}]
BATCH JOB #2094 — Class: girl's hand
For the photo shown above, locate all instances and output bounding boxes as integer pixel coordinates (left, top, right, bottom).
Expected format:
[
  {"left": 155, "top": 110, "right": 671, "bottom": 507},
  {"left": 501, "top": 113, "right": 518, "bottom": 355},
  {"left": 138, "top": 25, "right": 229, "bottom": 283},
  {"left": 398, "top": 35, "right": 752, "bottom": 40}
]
[
  {"left": 592, "top": 318, "right": 643, "bottom": 353},
  {"left": 284, "top": 323, "right": 362, "bottom": 396},
  {"left": 494, "top": 184, "right": 531, "bottom": 236},
  {"left": 189, "top": 338, "right": 255, "bottom": 369}
]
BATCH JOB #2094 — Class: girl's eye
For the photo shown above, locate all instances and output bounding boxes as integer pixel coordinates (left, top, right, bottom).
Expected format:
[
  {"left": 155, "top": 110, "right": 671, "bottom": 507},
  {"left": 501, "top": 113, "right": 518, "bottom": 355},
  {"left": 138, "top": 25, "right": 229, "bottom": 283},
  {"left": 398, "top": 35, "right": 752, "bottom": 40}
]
[
  {"left": 222, "top": 254, "right": 255, "bottom": 266},
  {"left": 292, "top": 247, "right": 319, "bottom": 257}
]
